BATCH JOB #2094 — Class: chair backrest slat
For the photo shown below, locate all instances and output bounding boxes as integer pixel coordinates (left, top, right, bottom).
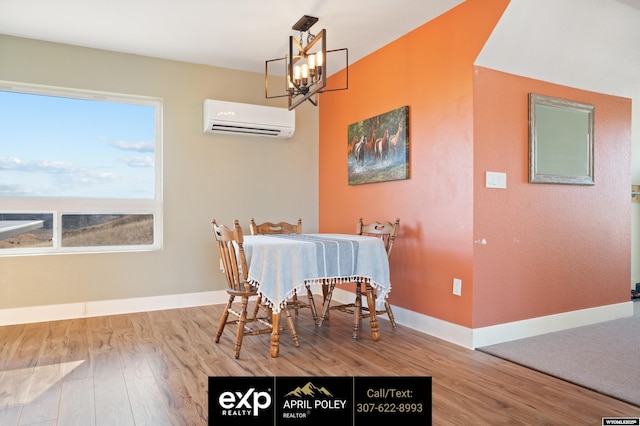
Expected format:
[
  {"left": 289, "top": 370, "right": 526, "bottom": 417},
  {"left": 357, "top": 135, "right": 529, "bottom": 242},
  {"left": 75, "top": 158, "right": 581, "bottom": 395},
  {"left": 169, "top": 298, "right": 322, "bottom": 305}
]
[
  {"left": 212, "top": 219, "right": 250, "bottom": 292},
  {"left": 356, "top": 217, "right": 400, "bottom": 258},
  {"left": 250, "top": 218, "right": 302, "bottom": 235}
]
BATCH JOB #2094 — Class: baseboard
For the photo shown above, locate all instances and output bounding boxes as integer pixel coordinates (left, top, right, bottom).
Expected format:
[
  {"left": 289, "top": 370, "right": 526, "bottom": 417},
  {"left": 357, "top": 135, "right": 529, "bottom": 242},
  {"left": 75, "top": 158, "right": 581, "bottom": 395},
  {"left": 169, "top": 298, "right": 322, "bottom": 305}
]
[
  {"left": 1, "top": 289, "right": 633, "bottom": 352},
  {"left": 472, "top": 301, "right": 634, "bottom": 348},
  {"left": 0, "top": 290, "right": 229, "bottom": 326},
  {"left": 330, "top": 290, "right": 635, "bottom": 350}
]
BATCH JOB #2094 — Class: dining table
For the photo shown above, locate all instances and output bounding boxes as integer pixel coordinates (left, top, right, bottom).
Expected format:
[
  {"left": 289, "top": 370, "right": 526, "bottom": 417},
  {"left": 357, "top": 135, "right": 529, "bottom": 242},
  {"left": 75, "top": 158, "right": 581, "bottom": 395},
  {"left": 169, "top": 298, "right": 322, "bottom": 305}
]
[{"left": 242, "top": 233, "right": 391, "bottom": 357}]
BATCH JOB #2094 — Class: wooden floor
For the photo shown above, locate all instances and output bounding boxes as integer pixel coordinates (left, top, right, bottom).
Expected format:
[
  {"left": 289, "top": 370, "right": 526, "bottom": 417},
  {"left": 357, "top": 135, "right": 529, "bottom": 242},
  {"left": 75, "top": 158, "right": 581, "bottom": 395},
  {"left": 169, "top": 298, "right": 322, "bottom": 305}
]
[{"left": 1, "top": 300, "right": 638, "bottom": 425}]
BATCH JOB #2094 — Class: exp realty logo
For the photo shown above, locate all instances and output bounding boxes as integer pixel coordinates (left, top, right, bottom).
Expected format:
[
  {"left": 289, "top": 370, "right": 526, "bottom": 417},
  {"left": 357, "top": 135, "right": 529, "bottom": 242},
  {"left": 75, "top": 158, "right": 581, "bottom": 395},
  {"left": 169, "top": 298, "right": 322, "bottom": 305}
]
[
  {"left": 277, "top": 377, "right": 351, "bottom": 425},
  {"left": 208, "top": 377, "right": 275, "bottom": 426}
]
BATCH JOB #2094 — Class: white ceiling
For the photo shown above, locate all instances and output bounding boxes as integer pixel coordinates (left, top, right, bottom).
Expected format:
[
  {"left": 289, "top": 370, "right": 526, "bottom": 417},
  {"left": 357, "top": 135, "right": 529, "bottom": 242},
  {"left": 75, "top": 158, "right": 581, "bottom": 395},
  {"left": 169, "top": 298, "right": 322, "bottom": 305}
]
[
  {"left": 476, "top": 0, "right": 640, "bottom": 99},
  {"left": 0, "top": 0, "right": 464, "bottom": 76},
  {"left": 1, "top": 0, "right": 639, "bottom": 99}
]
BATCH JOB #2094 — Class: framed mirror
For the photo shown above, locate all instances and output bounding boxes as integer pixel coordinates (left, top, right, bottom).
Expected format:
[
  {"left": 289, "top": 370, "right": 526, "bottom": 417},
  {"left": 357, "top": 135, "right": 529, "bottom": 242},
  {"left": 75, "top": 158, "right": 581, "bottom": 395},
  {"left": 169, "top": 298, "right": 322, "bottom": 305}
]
[{"left": 529, "top": 93, "right": 594, "bottom": 185}]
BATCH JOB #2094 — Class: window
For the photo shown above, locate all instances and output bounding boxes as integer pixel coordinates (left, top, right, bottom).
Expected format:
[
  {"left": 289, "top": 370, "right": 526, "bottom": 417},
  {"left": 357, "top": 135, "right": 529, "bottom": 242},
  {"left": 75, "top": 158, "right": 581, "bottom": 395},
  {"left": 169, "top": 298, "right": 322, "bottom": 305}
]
[{"left": 0, "top": 81, "right": 162, "bottom": 255}]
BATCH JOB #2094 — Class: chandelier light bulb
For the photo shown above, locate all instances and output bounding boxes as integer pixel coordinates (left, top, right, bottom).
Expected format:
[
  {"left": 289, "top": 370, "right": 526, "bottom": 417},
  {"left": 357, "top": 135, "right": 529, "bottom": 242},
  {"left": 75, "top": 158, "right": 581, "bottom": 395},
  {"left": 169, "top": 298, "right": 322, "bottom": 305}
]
[{"left": 293, "top": 65, "right": 301, "bottom": 83}]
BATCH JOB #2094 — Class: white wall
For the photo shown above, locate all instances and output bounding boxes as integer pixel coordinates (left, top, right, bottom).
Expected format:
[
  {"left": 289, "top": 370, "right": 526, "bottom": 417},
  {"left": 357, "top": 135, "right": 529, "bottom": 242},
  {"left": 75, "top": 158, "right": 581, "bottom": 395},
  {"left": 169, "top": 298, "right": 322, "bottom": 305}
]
[{"left": 0, "top": 35, "right": 319, "bottom": 311}]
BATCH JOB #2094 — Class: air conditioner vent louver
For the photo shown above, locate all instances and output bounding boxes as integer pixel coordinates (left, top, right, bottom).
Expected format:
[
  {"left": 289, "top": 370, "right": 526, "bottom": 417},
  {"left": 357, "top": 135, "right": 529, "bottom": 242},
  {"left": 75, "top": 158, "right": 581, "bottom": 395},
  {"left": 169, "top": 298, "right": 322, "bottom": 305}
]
[
  {"left": 203, "top": 99, "right": 295, "bottom": 139},
  {"left": 208, "top": 125, "right": 281, "bottom": 136}
]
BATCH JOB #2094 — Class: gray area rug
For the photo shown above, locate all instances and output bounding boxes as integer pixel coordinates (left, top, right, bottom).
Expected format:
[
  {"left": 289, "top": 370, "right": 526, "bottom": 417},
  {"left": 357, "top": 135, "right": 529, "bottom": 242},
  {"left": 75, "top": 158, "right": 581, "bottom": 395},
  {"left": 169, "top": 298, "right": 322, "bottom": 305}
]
[{"left": 478, "top": 301, "right": 640, "bottom": 407}]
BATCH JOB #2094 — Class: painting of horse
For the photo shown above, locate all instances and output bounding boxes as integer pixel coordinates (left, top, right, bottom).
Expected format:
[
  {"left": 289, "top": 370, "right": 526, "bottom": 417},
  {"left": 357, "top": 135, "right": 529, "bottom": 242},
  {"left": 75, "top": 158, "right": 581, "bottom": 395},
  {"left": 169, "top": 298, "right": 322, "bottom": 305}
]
[{"left": 347, "top": 105, "right": 409, "bottom": 185}]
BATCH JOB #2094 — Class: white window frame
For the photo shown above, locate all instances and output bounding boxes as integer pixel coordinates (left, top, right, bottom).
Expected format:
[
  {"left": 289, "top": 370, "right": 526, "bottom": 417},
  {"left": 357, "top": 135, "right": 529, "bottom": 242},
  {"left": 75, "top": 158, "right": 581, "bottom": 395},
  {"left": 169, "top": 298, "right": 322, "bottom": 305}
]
[{"left": 0, "top": 81, "right": 163, "bottom": 256}]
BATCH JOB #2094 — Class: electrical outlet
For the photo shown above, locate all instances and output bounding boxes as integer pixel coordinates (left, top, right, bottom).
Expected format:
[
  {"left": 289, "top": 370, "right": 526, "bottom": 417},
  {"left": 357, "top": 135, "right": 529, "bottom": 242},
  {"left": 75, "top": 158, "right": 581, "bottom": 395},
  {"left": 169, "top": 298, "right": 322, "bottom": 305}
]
[{"left": 453, "top": 278, "right": 462, "bottom": 296}]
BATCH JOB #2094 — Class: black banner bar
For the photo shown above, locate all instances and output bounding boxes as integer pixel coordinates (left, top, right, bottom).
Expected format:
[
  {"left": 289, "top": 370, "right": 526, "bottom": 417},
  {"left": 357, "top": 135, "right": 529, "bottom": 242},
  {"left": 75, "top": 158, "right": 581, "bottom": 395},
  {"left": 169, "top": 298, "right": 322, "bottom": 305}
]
[{"left": 208, "top": 376, "right": 432, "bottom": 426}]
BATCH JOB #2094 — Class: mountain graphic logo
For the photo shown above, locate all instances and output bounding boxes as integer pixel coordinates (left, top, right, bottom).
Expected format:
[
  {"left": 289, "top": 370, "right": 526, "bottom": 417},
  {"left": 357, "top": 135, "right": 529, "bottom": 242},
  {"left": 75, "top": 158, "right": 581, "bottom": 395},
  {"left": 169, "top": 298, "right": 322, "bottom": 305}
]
[{"left": 285, "top": 382, "right": 333, "bottom": 398}]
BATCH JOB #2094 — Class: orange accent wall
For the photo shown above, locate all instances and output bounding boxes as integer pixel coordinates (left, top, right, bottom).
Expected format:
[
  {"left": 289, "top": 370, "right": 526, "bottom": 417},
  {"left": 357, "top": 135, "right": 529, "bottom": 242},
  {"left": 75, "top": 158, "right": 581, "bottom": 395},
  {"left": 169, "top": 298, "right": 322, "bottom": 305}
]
[
  {"left": 473, "top": 67, "right": 631, "bottom": 327},
  {"left": 319, "top": 0, "right": 632, "bottom": 329}
]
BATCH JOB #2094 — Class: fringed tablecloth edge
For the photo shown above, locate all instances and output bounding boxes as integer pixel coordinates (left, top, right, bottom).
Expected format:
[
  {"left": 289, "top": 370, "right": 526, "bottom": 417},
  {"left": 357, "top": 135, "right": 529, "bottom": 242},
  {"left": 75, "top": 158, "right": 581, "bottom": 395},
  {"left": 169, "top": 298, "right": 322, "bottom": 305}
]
[{"left": 252, "top": 276, "right": 391, "bottom": 313}]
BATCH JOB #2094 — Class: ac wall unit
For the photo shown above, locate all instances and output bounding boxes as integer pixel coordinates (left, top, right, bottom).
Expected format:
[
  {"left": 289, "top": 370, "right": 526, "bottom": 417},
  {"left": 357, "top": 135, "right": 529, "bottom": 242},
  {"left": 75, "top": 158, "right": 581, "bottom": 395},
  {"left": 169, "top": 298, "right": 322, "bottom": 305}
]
[{"left": 203, "top": 99, "right": 295, "bottom": 139}]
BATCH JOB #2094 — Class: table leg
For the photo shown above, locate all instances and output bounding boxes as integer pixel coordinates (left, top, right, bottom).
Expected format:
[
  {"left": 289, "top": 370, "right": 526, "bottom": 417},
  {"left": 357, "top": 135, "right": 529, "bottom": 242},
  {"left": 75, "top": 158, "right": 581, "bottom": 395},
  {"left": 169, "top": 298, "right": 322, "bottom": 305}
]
[
  {"left": 270, "top": 311, "right": 281, "bottom": 357},
  {"left": 365, "top": 283, "right": 380, "bottom": 341},
  {"left": 352, "top": 282, "right": 361, "bottom": 339}
]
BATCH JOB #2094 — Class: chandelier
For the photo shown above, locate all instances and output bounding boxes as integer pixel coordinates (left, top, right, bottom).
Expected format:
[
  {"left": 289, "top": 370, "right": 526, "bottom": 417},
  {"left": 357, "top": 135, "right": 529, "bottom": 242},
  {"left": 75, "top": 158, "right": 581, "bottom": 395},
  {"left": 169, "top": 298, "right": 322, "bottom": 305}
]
[{"left": 266, "top": 15, "right": 348, "bottom": 110}]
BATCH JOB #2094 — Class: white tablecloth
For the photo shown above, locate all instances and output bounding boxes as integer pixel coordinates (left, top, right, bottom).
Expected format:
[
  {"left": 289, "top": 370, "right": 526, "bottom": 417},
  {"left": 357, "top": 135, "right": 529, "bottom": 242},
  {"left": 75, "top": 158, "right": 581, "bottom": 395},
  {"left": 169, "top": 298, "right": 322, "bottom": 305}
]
[{"left": 243, "top": 233, "right": 391, "bottom": 313}]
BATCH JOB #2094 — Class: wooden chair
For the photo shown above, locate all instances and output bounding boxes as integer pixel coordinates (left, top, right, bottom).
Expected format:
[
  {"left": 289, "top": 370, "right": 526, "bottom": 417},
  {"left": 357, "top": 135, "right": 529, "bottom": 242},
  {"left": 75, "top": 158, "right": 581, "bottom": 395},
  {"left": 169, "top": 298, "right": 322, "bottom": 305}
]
[
  {"left": 212, "top": 219, "right": 299, "bottom": 359},
  {"left": 320, "top": 217, "right": 400, "bottom": 337},
  {"left": 249, "top": 218, "right": 318, "bottom": 321}
]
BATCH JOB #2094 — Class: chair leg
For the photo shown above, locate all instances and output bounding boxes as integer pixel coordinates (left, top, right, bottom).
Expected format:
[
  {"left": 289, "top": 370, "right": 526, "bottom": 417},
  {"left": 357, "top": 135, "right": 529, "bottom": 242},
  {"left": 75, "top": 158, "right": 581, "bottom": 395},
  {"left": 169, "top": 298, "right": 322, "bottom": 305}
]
[
  {"left": 234, "top": 296, "right": 249, "bottom": 359},
  {"left": 321, "top": 283, "right": 330, "bottom": 320},
  {"left": 291, "top": 291, "right": 299, "bottom": 315},
  {"left": 251, "top": 295, "right": 262, "bottom": 320},
  {"left": 305, "top": 283, "right": 318, "bottom": 323},
  {"left": 282, "top": 307, "right": 300, "bottom": 347},
  {"left": 215, "top": 295, "right": 234, "bottom": 343},
  {"left": 318, "top": 282, "right": 336, "bottom": 326},
  {"left": 385, "top": 300, "right": 397, "bottom": 328}
]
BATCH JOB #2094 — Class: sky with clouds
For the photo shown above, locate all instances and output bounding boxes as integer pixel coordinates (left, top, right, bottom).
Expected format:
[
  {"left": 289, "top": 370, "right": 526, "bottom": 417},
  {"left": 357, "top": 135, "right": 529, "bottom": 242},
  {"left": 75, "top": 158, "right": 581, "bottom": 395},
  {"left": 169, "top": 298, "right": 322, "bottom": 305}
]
[{"left": 0, "top": 90, "right": 156, "bottom": 198}]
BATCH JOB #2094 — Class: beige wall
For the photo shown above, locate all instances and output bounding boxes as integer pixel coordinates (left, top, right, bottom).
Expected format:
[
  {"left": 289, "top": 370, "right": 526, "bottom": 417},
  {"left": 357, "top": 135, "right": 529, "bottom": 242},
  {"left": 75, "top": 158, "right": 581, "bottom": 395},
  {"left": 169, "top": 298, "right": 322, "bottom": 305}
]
[{"left": 0, "top": 35, "right": 319, "bottom": 310}]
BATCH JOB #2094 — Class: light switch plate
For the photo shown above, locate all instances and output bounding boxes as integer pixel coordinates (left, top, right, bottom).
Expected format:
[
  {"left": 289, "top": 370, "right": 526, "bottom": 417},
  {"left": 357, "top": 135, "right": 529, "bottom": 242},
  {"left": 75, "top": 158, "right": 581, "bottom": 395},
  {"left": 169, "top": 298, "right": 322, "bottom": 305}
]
[{"left": 486, "top": 171, "right": 507, "bottom": 189}]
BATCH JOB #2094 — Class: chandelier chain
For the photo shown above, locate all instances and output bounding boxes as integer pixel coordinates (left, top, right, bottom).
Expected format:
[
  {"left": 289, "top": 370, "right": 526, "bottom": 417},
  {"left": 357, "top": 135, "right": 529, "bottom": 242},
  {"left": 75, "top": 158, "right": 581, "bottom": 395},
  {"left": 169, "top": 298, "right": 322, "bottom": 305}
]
[{"left": 298, "top": 31, "right": 316, "bottom": 48}]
